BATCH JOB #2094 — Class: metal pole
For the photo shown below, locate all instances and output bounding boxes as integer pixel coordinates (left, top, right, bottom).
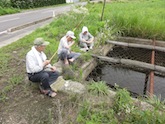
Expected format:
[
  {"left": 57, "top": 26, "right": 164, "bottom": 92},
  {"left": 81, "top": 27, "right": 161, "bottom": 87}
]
[
  {"left": 149, "top": 39, "right": 155, "bottom": 97},
  {"left": 143, "top": 72, "right": 149, "bottom": 95}
]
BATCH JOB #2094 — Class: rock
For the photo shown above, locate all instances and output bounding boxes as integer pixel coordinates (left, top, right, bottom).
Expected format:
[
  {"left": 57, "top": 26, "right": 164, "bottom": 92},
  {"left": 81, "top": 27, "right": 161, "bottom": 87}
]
[
  {"left": 61, "top": 80, "right": 86, "bottom": 94},
  {"left": 50, "top": 76, "right": 86, "bottom": 94}
]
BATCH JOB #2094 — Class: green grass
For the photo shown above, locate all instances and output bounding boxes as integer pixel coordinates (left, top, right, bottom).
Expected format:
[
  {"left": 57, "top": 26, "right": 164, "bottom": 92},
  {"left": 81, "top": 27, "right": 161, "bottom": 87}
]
[
  {"left": 0, "top": 6, "right": 20, "bottom": 15},
  {"left": 1, "top": 0, "right": 165, "bottom": 101},
  {"left": 104, "top": 0, "right": 165, "bottom": 40},
  {"left": 87, "top": 81, "right": 109, "bottom": 96},
  {"left": 1, "top": 0, "right": 165, "bottom": 123}
]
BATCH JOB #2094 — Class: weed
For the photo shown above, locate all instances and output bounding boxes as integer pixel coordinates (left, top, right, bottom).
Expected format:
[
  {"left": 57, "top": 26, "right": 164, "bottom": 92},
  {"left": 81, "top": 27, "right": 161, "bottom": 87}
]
[
  {"left": 113, "top": 87, "right": 133, "bottom": 113},
  {"left": 9, "top": 75, "right": 24, "bottom": 86},
  {"left": 147, "top": 94, "right": 165, "bottom": 111},
  {"left": 87, "top": 81, "right": 109, "bottom": 96}
]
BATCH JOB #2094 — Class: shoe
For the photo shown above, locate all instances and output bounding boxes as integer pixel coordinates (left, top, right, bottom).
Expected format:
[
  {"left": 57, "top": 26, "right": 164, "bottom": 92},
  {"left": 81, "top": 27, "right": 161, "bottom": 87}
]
[{"left": 46, "top": 90, "right": 57, "bottom": 97}]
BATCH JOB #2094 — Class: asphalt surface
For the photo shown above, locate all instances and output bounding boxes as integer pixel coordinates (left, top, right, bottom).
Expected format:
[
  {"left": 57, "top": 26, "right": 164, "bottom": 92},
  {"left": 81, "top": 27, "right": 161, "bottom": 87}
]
[{"left": 0, "top": 2, "right": 87, "bottom": 48}]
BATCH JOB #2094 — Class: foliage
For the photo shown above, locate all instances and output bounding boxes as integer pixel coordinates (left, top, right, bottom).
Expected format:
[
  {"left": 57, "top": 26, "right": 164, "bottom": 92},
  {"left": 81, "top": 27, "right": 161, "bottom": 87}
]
[
  {"left": 10, "top": 0, "right": 66, "bottom": 9},
  {"left": 147, "top": 94, "right": 165, "bottom": 111},
  {"left": 0, "top": 0, "right": 11, "bottom": 7},
  {"left": 77, "top": 101, "right": 118, "bottom": 124},
  {"left": 113, "top": 87, "right": 133, "bottom": 113},
  {"left": 107, "top": 0, "right": 165, "bottom": 40},
  {"left": 96, "top": 20, "right": 120, "bottom": 46},
  {"left": 126, "top": 109, "right": 165, "bottom": 124},
  {"left": 87, "top": 81, "right": 109, "bottom": 96},
  {"left": 0, "top": 6, "right": 20, "bottom": 15}
]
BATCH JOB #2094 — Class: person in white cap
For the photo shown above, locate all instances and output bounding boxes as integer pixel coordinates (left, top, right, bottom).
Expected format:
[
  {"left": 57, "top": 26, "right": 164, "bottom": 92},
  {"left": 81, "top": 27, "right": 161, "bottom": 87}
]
[
  {"left": 79, "top": 26, "right": 94, "bottom": 51},
  {"left": 58, "top": 31, "right": 81, "bottom": 65},
  {"left": 26, "top": 37, "right": 59, "bottom": 97}
]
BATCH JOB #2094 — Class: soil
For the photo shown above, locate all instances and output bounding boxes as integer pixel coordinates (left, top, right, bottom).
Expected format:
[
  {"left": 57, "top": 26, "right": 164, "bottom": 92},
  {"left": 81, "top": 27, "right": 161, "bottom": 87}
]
[{"left": 0, "top": 52, "right": 80, "bottom": 124}]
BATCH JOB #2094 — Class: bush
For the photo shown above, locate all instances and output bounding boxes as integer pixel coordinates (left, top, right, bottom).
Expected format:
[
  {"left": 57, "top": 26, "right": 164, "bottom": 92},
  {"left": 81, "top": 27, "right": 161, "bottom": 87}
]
[
  {"left": 0, "top": 0, "right": 11, "bottom": 7},
  {"left": 10, "top": 0, "right": 66, "bottom": 9}
]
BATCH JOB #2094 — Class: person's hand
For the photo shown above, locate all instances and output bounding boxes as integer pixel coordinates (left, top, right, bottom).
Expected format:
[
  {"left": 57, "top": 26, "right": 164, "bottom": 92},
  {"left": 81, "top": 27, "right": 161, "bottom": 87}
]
[
  {"left": 71, "top": 41, "right": 75, "bottom": 45},
  {"left": 83, "top": 40, "right": 88, "bottom": 43},
  {"left": 43, "top": 60, "right": 50, "bottom": 66},
  {"left": 50, "top": 66, "right": 56, "bottom": 72},
  {"left": 87, "top": 40, "right": 93, "bottom": 43}
]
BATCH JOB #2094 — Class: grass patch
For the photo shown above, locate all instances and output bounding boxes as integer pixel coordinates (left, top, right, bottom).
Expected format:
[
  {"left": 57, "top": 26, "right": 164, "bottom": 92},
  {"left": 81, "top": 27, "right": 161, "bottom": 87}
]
[
  {"left": 87, "top": 81, "right": 109, "bottom": 96},
  {"left": 1, "top": 1, "right": 165, "bottom": 123},
  {"left": 0, "top": 6, "right": 20, "bottom": 15}
]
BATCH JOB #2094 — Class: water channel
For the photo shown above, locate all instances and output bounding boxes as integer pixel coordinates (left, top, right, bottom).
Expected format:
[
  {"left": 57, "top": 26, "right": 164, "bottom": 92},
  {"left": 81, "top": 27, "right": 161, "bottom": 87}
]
[{"left": 88, "top": 46, "right": 165, "bottom": 100}]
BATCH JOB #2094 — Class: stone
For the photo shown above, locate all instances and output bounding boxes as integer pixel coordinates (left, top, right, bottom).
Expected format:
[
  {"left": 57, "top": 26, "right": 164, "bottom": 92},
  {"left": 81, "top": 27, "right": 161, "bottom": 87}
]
[
  {"left": 50, "top": 76, "right": 86, "bottom": 94},
  {"left": 61, "top": 80, "right": 86, "bottom": 94}
]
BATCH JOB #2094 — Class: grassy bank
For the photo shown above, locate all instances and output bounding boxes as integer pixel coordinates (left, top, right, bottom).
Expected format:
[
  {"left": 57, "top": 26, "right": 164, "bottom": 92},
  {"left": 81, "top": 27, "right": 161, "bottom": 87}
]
[
  {"left": 93, "top": 0, "right": 165, "bottom": 40},
  {"left": 0, "top": 0, "right": 165, "bottom": 109},
  {"left": 0, "top": 0, "right": 165, "bottom": 123},
  {"left": 0, "top": 7, "right": 20, "bottom": 15}
]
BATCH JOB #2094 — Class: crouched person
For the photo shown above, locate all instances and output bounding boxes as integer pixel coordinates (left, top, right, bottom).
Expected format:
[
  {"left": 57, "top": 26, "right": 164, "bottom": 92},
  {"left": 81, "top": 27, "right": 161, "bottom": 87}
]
[{"left": 26, "top": 37, "right": 59, "bottom": 97}]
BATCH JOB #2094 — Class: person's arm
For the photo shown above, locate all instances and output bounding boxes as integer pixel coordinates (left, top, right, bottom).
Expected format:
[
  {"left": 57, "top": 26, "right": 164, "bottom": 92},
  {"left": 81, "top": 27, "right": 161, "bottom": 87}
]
[
  {"left": 62, "top": 38, "right": 75, "bottom": 49},
  {"left": 79, "top": 33, "right": 88, "bottom": 43},
  {"left": 87, "top": 33, "right": 94, "bottom": 43},
  {"left": 68, "top": 41, "right": 75, "bottom": 48}
]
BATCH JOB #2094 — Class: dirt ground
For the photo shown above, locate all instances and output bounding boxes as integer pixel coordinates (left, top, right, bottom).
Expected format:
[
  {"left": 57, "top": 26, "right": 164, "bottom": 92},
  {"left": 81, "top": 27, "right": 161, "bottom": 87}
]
[
  {"left": 0, "top": 53, "right": 81, "bottom": 124},
  {"left": 0, "top": 78, "right": 81, "bottom": 124}
]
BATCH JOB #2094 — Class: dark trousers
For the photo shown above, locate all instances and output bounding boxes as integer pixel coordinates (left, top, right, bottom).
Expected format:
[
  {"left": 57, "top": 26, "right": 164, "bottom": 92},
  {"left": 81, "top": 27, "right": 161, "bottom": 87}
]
[
  {"left": 58, "top": 49, "right": 81, "bottom": 61},
  {"left": 28, "top": 71, "right": 59, "bottom": 90}
]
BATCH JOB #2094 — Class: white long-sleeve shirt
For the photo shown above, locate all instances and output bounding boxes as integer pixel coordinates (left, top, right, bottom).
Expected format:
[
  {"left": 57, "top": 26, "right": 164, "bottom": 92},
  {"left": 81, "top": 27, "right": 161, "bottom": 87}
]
[{"left": 26, "top": 46, "right": 51, "bottom": 73}]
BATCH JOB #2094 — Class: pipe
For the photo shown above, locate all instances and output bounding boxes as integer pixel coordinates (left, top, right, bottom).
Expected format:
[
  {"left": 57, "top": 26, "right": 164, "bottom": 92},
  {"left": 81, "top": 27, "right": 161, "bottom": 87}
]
[{"left": 149, "top": 39, "right": 155, "bottom": 97}]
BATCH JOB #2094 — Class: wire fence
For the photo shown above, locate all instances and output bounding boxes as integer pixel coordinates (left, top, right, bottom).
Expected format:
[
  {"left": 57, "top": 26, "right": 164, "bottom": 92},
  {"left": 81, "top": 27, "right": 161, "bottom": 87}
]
[{"left": 88, "top": 45, "right": 165, "bottom": 100}]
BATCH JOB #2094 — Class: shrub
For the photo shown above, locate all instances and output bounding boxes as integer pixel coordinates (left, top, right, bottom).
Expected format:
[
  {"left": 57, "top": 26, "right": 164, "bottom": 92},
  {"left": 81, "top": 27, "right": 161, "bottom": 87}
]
[{"left": 10, "top": 0, "right": 66, "bottom": 9}]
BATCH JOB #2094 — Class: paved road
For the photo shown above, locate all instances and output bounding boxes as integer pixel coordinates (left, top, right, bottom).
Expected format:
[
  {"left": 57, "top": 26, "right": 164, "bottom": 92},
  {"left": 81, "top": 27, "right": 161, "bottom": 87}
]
[{"left": 0, "top": 2, "right": 87, "bottom": 48}]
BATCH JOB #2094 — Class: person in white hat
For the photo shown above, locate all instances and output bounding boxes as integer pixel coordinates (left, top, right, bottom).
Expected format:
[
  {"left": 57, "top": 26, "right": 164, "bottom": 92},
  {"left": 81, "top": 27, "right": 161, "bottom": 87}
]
[
  {"left": 57, "top": 31, "right": 81, "bottom": 65},
  {"left": 79, "top": 26, "right": 94, "bottom": 51},
  {"left": 26, "top": 38, "right": 59, "bottom": 97}
]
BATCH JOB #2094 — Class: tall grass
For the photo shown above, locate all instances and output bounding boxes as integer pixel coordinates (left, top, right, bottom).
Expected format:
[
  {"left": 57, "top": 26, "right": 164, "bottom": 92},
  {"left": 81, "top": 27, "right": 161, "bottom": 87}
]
[
  {"left": 0, "top": 6, "right": 20, "bottom": 15},
  {"left": 107, "top": 0, "right": 165, "bottom": 40}
]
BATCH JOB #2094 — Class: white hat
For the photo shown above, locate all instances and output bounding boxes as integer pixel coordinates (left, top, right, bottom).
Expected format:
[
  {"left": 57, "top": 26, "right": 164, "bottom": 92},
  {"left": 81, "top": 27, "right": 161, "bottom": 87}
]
[
  {"left": 34, "top": 38, "right": 49, "bottom": 46},
  {"left": 82, "top": 26, "right": 88, "bottom": 33},
  {"left": 66, "top": 31, "right": 76, "bottom": 39}
]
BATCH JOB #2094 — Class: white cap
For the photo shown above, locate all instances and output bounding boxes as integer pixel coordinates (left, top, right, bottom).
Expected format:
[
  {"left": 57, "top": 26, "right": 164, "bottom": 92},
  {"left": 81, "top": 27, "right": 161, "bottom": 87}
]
[
  {"left": 66, "top": 31, "right": 76, "bottom": 39},
  {"left": 82, "top": 26, "right": 88, "bottom": 33}
]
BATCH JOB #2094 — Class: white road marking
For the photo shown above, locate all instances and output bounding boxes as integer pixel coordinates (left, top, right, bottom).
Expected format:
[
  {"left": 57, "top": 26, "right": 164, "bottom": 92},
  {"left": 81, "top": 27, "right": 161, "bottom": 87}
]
[
  {"left": 42, "top": 10, "right": 54, "bottom": 13},
  {"left": 0, "top": 17, "right": 19, "bottom": 23}
]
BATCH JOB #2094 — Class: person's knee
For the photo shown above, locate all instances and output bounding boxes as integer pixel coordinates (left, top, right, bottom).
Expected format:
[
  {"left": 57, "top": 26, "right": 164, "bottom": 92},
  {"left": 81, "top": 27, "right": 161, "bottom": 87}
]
[
  {"left": 41, "top": 72, "right": 49, "bottom": 80},
  {"left": 76, "top": 52, "right": 81, "bottom": 56},
  {"left": 54, "top": 71, "right": 60, "bottom": 77},
  {"left": 60, "top": 50, "right": 68, "bottom": 60}
]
